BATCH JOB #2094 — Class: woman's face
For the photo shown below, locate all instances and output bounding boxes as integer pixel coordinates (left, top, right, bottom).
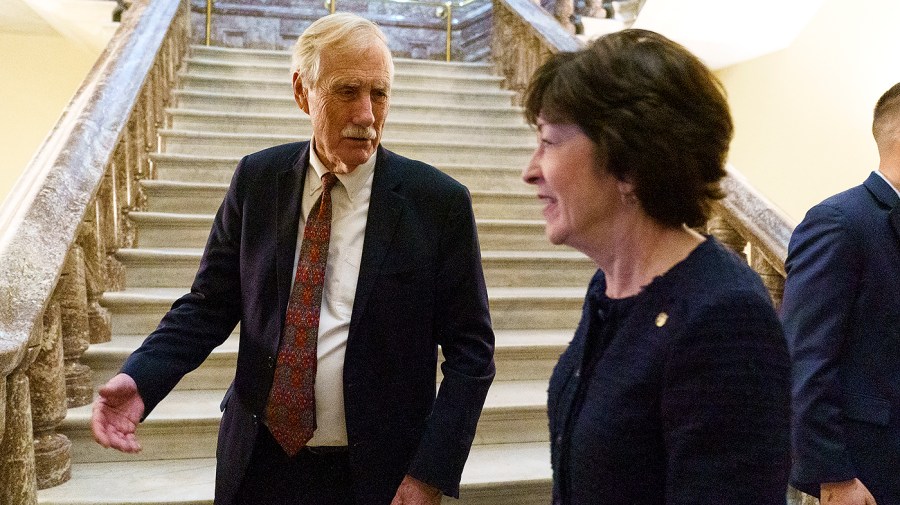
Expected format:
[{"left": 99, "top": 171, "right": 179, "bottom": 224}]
[{"left": 522, "top": 117, "right": 626, "bottom": 252}]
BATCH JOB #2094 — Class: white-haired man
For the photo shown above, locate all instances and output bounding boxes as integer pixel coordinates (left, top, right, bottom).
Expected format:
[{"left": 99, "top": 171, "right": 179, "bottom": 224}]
[{"left": 91, "top": 13, "right": 495, "bottom": 505}]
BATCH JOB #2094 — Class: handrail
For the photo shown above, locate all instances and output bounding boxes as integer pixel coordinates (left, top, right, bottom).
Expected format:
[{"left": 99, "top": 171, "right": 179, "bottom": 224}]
[
  {"left": 0, "top": 0, "right": 189, "bottom": 498},
  {"left": 490, "top": 0, "right": 795, "bottom": 310}
]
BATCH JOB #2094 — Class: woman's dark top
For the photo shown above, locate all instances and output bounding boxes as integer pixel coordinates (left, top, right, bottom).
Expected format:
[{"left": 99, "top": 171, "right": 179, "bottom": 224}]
[{"left": 548, "top": 237, "right": 791, "bottom": 504}]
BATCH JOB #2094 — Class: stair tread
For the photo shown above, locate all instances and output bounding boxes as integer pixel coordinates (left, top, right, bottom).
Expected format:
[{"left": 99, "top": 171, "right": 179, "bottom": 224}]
[
  {"left": 168, "top": 108, "right": 532, "bottom": 131},
  {"left": 102, "top": 286, "right": 584, "bottom": 302},
  {"left": 117, "top": 247, "right": 586, "bottom": 261},
  {"left": 173, "top": 88, "right": 524, "bottom": 112},
  {"left": 62, "top": 380, "right": 549, "bottom": 427},
  {"left": 150, "top": 151, "right": 528, "bottom": 171},
  {"left": 37, "top": 442, "right": 549, "bottom": 503},
  {"left": 180, "top": 72, "right": 509, "bottom": 92},
  {"left": 140, "top": 179, "right": 533, "bottom": 198}
]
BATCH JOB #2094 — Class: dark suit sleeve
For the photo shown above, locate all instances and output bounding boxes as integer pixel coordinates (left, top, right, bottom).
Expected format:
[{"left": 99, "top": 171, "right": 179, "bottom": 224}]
[
  {"left": 782, "top": 203, "right": 861, "bottom": 489},
  {"left": 661, "top": 293, "right": 791, "bottom": 504},
  {"left": 121, "top": 158, "right": 246, "bottom": 416},
  {"left": 406, "top": 186, "right": 495, "bottom": 498}
]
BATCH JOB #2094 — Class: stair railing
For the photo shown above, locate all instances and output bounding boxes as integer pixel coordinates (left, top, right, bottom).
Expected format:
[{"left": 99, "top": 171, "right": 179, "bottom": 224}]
[{"left": 0, "top": 0, "right": 189, "bottom": 500}]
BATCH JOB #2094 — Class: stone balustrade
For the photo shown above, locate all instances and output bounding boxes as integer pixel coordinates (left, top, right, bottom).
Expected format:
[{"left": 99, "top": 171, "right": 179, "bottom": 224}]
[{"left": 0, "top": 0, "right": 190, "bottom": 500}]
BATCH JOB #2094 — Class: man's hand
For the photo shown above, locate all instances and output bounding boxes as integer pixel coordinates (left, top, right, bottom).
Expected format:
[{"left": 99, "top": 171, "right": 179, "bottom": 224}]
[
  {"left": 821, "top": 479, "right": 877, "bottom": 505},
  {"left": 390, "top": 475, "right": 442, "bottom": 505},
  {"left": 91, "top": 373, "right": 145, "bottom": 453}
]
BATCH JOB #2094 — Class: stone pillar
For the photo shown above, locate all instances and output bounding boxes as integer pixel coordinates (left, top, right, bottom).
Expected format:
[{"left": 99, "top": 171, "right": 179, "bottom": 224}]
[
  {"left": 0, "top": 364, "right": 39, "bottom": 505},
  {"left": 707, "top": 214, "right": 747, "bottom": 262},
  {"left": 751, "top": 248, "right": 786, "bottom": 310},
  {"left": 58, "top": 246, "right": 94, "bottom": 408},
  {"left": 28, "top": 301, "right": 72, "bottom": 489}
]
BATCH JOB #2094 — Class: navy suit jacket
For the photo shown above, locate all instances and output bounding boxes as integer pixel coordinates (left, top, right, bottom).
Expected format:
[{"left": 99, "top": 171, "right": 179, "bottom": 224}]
[
  {"left": 548, "top": 238, "right": 791, "bottom": 504},
  {"left": 782, "top": 172, "right": 900, "bottom": 502},
  {"left": 122, "top": 142, "right": 496, "bottom": 505}
]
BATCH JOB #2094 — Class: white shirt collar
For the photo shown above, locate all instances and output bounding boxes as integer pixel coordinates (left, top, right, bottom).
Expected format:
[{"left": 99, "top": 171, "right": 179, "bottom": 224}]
[{"left": 308, "top": 139, "right": 378, "bottom": 203}]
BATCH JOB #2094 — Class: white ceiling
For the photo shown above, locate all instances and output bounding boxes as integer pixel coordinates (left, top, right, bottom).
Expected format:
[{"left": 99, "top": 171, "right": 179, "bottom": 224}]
[{"left": 0, "top": 0, "right": 57, "bottom": 35}]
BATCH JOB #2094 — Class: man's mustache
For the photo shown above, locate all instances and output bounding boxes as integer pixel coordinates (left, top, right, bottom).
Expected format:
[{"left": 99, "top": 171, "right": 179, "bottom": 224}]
[{"left": 342, "top": 125, "right": 377, "bottom": 140}]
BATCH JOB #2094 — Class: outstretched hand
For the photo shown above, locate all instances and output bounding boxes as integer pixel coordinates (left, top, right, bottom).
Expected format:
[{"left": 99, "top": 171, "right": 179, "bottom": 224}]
[
  {"left": 390, "top": 475, "right": 442, "bottom": 505},
  {"left": 91, "top": 373, "right": 145, "bottom": 453},
  {"left": 821, "top": 479, "right": 877, "bottom": 505}
]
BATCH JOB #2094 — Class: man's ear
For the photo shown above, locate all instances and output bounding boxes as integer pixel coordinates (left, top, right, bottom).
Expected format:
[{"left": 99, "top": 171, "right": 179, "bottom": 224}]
[{"left": 292, "top": 71, "right": 310, "bottom": 114}]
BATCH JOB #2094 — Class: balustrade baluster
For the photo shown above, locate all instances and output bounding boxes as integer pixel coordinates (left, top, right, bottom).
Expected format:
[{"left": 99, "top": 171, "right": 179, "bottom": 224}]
[
  {"left": 29, "top": 301, "right": 72, "bottom": 489},
  {"left": 707, "top": 214, "right": 748, "bottom": 262},
  {"left": 751, "top": 246, "right": 785, "bottom": 310},
  {"left": 79, "top": 217, "right": 112, "bottom": 344},
  {"left": 58, "top": 246, "right": 93, "bottom": 408},
  {"left": 0, "top": 346, "right": 41, "bottom": 505}
]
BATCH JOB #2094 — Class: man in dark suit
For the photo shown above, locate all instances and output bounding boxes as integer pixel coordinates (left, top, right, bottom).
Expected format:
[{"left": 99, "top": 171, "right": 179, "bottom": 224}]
[
  {"left": 90, "top": 13, "right": 495, "bottom": 505},
  {"left": 783, "top": 82, "right": 900, "bottom": 505}
]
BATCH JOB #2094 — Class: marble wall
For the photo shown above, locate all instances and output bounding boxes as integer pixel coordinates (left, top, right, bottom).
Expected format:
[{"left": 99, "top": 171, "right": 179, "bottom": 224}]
[{"left": 191, "top": 0, "right": 492, "bottom": 61}]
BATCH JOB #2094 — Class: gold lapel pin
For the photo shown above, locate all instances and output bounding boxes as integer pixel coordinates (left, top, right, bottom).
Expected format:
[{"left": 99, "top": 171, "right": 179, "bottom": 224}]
[{"left": 655, "top": 312, "right": 668, "bottom": 327}]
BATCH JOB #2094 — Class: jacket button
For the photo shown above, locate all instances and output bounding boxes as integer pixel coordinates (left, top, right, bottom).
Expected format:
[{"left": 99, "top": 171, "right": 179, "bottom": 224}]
[{"left": 555, "top": 435, "right": 563, "bottom": 445}]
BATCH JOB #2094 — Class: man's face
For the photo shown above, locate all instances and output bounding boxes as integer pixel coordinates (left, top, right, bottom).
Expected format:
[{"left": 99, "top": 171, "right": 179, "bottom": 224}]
[{"left": 293, "top": 42, "right": 392, "bottom": 174}]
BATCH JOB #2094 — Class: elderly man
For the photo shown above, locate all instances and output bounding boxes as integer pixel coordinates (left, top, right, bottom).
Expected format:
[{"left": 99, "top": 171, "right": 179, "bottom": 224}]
[
  {"left": 91, "top": 13, "right": 495, "bottom": 505},
  {"left": 783, "top": 82, "right": 900, "bottom": 505}
]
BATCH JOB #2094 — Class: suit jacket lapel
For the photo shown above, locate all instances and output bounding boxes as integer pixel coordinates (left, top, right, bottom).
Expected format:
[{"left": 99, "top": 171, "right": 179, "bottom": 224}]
[
  {"left": 275, "top": 143, "right": 311, "bottom": 328},
  {"left": 891, "top": 206, "right": 900, "bottom": 247},
  {"left": 351, "top": 146, "right": 404, "bottom": 328}
]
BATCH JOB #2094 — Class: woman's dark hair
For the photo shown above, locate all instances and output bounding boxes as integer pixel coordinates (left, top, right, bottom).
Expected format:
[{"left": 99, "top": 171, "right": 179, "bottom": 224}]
[{"left": 524, "top": 29, "right": 733, "bottom": 228}]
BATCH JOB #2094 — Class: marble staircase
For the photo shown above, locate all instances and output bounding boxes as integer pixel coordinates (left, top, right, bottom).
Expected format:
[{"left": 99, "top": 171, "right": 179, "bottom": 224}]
[{"left": 37, "top": 45, "right": 596, "bottom": 505}]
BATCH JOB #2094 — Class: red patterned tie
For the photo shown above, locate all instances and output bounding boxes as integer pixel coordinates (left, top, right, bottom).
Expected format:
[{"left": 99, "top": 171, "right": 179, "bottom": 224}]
[{"left": 266, "top": 171, "right": 338, "bottom": 456}]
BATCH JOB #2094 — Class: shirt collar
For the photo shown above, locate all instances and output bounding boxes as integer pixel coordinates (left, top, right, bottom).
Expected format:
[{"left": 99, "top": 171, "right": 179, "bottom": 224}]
[
  {"left": 875, "top": 169, "right": 900, "bottom": 200},
  {"left": 308, "top": 138, "right": 377, "bottom": 203}
]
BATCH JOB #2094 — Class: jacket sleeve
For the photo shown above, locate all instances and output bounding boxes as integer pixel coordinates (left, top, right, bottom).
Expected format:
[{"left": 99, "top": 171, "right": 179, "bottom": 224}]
[
  {"left": 121, "top": 157, "right": 246, "bottom": 416},
  {"left": 782, "top": 203, "right": 861, "bottom": 490},
  {"left": 405, "top": 185, "right": 496, "bottom": 498},
  {"left": 661, "top": 293, "right": 791, "bottom": 504}
]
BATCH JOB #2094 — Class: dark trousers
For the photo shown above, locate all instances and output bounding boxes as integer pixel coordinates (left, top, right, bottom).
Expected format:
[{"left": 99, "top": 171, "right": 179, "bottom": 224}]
[{"left": 235, "top": 426, "right": 353, "bottom": 505}]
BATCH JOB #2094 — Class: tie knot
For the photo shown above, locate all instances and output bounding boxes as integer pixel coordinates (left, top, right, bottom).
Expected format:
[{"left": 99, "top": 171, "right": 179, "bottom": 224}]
[{"left": 321, "top": 172, "right": 338, "bottom": 194}]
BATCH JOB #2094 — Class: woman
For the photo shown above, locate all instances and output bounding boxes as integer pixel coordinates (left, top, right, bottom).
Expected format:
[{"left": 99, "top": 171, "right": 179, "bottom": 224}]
[{"left": 522, "top": 30, "right": 791, "bottom": 504}]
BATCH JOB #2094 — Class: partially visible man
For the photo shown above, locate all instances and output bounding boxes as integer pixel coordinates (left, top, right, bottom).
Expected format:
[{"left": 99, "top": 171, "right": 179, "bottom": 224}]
[
  {"left": 783, "top": 83, "right": 900, "bottom": 505},
  {"left": 90, "top": 13, "right": 495, "bottom": 505}
]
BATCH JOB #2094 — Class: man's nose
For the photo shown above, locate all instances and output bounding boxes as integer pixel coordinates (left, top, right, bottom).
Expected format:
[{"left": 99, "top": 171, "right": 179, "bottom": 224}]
[{"left": 352, "top": 95, "right": 376, "bottom": 126}]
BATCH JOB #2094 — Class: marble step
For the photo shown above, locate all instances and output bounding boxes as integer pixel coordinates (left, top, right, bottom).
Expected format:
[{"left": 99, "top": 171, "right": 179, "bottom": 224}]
[
  {"left": 178, "top": 74, "right": 515, "bottom": 107},
  {"left": 167, "top": 108, "right": 533, "bottom": 141},
  {"left": 188, "top": 45, "right": 496, "bottom": 78},
  {"left": 100, "top": 287, "right": 583, "bottom": 334},
  {"left": 83, "top": 329, "right": 571, "bottom": 390},
  {"left": 117, "top": 247, "right": 592, "bottom": 289},
  {"left": 151, "top": 153, "right": 528, "bottom": 191},
  {"left": 37, "top": 441, "right": 551, "bottom": 505},
  {"left": 158, "top": 130, "right": 533, "bottom": 165},
  {"left": 180, "top": 61, "right": 505, "bottom": 91},
  {"left": 128, "top": 212, "right": 553, "bottom": 251},
  {"left": 140, "top": 179, "right": 540, "bottom": 219},
  {"left": 172, "top": 89, "right": 527, "bottom": 123},
  {"left": 58, "top": 380, "right": 550, "bottom": 464}
]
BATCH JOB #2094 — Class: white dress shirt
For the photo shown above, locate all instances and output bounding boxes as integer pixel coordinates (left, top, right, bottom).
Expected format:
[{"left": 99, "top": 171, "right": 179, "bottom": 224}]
[{"left": 291, "top": 142, "right": 375, "bottom": 446}]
